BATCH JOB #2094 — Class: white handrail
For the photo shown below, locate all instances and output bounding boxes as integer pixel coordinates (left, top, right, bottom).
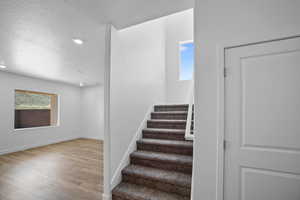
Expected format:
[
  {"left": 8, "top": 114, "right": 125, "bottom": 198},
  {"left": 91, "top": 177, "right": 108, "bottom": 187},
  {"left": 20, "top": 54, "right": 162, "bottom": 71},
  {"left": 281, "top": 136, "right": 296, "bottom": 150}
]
[{"left": 185, "top": 83, "right": 194, "bottom": 141}]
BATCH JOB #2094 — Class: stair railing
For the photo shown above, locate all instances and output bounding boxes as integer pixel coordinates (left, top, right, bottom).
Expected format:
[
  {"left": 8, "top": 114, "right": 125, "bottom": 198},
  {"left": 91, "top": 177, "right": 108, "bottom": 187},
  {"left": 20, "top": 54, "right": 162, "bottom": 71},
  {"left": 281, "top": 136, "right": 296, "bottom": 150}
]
[{"left": 185, "top": 82, "right": 194, "bottom": 141}]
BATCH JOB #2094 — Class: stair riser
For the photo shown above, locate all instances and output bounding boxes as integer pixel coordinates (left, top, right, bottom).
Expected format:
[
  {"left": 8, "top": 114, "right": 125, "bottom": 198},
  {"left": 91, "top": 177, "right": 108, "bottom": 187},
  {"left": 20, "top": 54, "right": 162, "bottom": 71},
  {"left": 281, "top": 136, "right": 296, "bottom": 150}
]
[
  {"left": 112, "top": 196, "right": 126, "bottom": 200},
  {"left": 147, "top": 121, "right": 186, "bottom": 129},
  {"left": 137, "top": 142, "right": 193, "bottom": 156},
  {"left": 154, "top": 106, "right": 188, "bottom": 112},
  {"left": 143, "top": 132, "right": 185, "bottom": 141},
  {"left": 151, "top": 113, "right": 187, "bottom": 120},
  {"left": 113, "top": 192, "right": 190, "bottom": 200},
  {"left": 122, "top": 174, "right": 191, "bottom": 197},
  {"left": 130, "top": 157, "right": 192, "bottom": 174},
  {"left": 112, "top": 195, "right": 141, "bottom": 200}
]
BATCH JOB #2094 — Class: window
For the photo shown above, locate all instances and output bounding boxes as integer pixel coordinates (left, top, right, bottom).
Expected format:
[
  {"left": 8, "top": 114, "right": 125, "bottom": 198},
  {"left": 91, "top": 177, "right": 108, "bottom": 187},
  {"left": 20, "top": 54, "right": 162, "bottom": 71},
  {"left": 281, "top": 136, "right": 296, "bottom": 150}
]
[
  {"left": 14, "top": 90, "right": 58, "bottom": 129},
  {"left": 179, "top": 41, "right": 194, "bottom": 80}
]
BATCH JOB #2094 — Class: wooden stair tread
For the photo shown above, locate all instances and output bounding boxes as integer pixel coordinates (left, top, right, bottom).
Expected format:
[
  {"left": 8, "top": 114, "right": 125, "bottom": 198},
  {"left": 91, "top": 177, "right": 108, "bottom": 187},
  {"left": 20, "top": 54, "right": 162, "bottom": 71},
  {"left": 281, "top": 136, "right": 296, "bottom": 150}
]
[
  {"left": 148, "top": 119, "right": 187, "bottom": 123},
  {"left": 154, "top": 104, "right": 189, "bottom": 107},
  {"left": 142, "top": 129, "right": 186, "bottom": 141},
  {"left": 131, "top": 151, "right": 192, "bottom": 165},
  {"left": 147, "top": 119, "right": 187, "bottom": 130},
  {"left": 137, "top": 138, "right": 193, "bottom": 147},
  {"left": 112, "top": 182, "right": 190, "bottom": 200},
  {"left": 152, "top": 111, "right": 188, "bottom": 114},
  {"left": 143, "top": 128, "right": 185, "bottom": 134},
  {"left": 151, "top": 111, "right": 188, "bottom": 120},
  {"left": 154, "top": 104, "right": 189, "bottom": 112},
  {"left": 122, "top": 165, "right": 192, "bottom": 187}
]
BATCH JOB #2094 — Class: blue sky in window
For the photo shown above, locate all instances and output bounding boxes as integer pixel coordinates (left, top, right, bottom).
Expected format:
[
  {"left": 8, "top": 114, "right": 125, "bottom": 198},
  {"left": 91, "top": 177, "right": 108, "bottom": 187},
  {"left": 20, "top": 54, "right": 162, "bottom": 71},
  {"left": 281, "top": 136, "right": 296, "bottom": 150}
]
[{"left": 180, "top": 42, "right": 194, "bottom": 80}]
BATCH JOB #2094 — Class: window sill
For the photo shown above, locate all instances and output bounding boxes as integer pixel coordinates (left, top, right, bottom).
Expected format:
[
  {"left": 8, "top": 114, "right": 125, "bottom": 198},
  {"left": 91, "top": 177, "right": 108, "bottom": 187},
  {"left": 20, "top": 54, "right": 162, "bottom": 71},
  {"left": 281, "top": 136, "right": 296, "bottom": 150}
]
[
  {"left": 14, "top": 125, "right": 60, "bottom": 132},
  {"left": 178, "top": 79, "right": 193, "bottom": 82}
]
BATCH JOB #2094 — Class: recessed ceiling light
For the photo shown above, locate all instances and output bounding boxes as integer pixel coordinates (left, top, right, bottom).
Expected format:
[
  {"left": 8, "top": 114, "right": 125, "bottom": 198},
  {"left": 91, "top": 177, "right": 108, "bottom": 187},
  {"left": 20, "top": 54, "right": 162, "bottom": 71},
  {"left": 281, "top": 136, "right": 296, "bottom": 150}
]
[
  {"left": 79, "top": 82, "right": 84, "bottom": 87},
  {"left": 0, "top": 65, "right": 7, "bottom": 69},
  {"left": 73, "top": 38, "right": 84, "bottom": 45}
]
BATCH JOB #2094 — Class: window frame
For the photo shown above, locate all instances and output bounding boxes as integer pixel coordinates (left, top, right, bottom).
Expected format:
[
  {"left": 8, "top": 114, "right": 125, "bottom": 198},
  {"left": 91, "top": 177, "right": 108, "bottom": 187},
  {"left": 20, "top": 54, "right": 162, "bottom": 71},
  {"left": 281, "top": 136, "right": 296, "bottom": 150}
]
[
  {"left": 14, "top": 89, "right": 60, "bottom": 131},
  {"left": 178, "top": 40, "right": 194, "bottom": 81}
]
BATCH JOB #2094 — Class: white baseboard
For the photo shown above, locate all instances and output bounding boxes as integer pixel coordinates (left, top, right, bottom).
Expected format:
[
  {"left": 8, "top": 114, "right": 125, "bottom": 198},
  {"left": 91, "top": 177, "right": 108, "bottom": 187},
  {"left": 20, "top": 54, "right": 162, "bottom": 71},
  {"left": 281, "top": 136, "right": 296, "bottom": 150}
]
[
  {"left": 110, "top": 105, "right": 153, "bottom": 188},
  {"left": 0, "top": 135, "right": 80, "bottom": 155},
  {"left": 80, "top": 136, "right": 104, "bottom": 140},
  {"left": 102, "top": 193, "right": 112, "bottom": 200}
]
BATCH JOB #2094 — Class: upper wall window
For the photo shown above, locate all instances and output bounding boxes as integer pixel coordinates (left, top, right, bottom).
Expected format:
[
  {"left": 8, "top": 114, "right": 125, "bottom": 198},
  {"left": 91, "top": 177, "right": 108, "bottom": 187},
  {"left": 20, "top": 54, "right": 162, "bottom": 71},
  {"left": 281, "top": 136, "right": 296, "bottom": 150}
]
[
  {"left": 15, "top": 90, "right": 58, "bottom": 129},
  {"left": 179, "top": 41, "right": 194, "bottom": 80}
]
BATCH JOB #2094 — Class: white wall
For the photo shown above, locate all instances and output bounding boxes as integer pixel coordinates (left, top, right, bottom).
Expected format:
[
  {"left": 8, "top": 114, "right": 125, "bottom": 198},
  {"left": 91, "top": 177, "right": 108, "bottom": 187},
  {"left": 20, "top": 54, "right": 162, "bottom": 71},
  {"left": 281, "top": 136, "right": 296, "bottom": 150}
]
[
  {"left": 0, "top": 71, "right": 82, "bottom": 154},
  {"left": 194, "top": 1, "right": 300, "bottom": 199},
  {"left": 165, "top": 9, "right": 193, "bottom": 103},
  {"left": 81, "top": 85, "right": 104, "bottom": 140},
  {"left": 110, "top": 19, "right": 166, "bottom": 179}
]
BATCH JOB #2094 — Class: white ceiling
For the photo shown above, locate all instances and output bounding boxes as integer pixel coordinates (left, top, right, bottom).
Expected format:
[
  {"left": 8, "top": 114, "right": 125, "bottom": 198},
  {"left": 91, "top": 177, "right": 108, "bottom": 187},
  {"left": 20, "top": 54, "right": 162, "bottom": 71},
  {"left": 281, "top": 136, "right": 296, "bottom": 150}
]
[
  {"left": 67, "top": 0, "right": 194, "bottom": 29},
  {"left": 0, "top": 0, "right": 193, "bottom": 86}
]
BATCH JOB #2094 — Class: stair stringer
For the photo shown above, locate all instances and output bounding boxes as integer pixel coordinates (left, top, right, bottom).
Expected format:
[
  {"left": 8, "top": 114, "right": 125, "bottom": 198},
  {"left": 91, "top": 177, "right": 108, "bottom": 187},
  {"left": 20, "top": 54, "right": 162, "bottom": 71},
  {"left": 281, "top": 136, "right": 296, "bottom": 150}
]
[{"left": 110, "top": 105, "right": 154, "bottom": 189}]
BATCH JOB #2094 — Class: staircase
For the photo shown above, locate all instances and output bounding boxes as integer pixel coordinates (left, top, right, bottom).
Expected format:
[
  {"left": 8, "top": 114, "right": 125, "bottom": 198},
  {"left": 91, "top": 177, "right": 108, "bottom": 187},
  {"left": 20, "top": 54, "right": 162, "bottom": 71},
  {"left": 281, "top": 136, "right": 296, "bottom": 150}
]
[{"left": 112, "top": 104, "right": 193, "bottom": 200}]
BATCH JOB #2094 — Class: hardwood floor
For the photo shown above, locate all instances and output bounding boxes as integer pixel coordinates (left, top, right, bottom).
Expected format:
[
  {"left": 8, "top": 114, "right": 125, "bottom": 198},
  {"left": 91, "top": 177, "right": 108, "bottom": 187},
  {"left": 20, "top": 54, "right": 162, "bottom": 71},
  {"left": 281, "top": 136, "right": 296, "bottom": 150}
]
[{"left": 0, "top": 139, "right": 103, "bottom": 200}]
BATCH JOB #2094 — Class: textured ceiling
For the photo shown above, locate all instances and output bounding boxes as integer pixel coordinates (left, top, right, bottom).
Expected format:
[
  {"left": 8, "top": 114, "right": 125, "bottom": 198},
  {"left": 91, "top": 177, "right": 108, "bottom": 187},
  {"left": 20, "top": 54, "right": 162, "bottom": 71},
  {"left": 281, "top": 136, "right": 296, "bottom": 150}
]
[
  {"left": 0, "top": 0, "right": 193, "bottom": 86},
  {"left": 66, "top": 0, "right": 194, "bottom": 29}
]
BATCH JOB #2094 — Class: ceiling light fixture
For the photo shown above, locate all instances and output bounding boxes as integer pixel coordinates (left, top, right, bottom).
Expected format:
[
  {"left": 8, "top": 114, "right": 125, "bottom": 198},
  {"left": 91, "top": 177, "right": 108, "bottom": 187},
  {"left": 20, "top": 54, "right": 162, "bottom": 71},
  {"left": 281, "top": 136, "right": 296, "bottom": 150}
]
[
  {"left": 79, "top": 82, "right": 84, "bottom": 87},
  {"left": 73, "top": 38, "right": 84, "bottom": 45},
  {"left": 0, "top": 65, "right": 7, "bottom": 69}
]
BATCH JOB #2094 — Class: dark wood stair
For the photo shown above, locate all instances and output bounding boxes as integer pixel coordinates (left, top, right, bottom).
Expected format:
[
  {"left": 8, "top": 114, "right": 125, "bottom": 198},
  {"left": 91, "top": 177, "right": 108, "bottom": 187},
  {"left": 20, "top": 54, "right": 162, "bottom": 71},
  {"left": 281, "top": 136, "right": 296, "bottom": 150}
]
[
  {"left": 122, "top": 165, "right": 191, "bottom": 196},
  {"left": 112, "top": 104, "right": 193, "bottom": 200},
  {"left": 130, "top": 150, "right": 193, "bottom": 174},
  {"left": 151, "top": 111, "right": 188, "bottom": 120},
  {"left": 147, "top": 119, "right": 187, "bottom": 129},
  {"left": 154, "top": 104, "right": 188, "bottom": 112},
  {"left": 137, "top": 139, "right": 193, "bottom": 155},
  {"left": 113, "top": 182, "right": 190, "bottom": 200},
  {"left": 142, "top": 128, "right": 186, "bottom": 141}
]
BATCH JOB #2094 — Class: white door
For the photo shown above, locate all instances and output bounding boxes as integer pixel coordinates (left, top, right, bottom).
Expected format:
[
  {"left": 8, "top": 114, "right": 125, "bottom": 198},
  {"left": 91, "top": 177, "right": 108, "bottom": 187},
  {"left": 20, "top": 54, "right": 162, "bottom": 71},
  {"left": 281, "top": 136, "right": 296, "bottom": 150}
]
[{"left": 224, "top": 37, "right": 300, "bottom": 200}]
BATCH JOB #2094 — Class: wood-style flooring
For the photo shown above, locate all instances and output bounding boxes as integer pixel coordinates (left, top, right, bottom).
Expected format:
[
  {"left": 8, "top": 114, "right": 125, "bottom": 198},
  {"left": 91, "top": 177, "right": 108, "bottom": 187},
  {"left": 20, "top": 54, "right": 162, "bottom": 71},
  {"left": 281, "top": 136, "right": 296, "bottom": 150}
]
[{"left": 0, "top": 139, "right": 103, "bottom": 200}]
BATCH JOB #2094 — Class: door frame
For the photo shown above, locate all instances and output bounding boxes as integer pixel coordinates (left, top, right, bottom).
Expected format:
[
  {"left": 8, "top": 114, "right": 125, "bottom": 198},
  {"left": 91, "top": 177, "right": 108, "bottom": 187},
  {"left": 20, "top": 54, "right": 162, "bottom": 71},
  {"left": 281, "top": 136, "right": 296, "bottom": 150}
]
[
  {"left": 216, "top": 33, "right": 300, "bottom": 200},
  {"left": 103, "top": 24, "right": 112, "bottom": 200}
]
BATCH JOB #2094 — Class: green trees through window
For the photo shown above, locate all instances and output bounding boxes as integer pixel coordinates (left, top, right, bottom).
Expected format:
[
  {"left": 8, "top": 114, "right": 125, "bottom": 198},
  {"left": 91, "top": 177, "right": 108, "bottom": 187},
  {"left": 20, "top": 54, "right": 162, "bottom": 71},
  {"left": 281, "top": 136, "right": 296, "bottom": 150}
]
[
  {"left": 15, "top": 91, "right": 51, "bottom": 110},
  {"left": 14, "top": 90, "right": 58, "bottom": 129}
]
